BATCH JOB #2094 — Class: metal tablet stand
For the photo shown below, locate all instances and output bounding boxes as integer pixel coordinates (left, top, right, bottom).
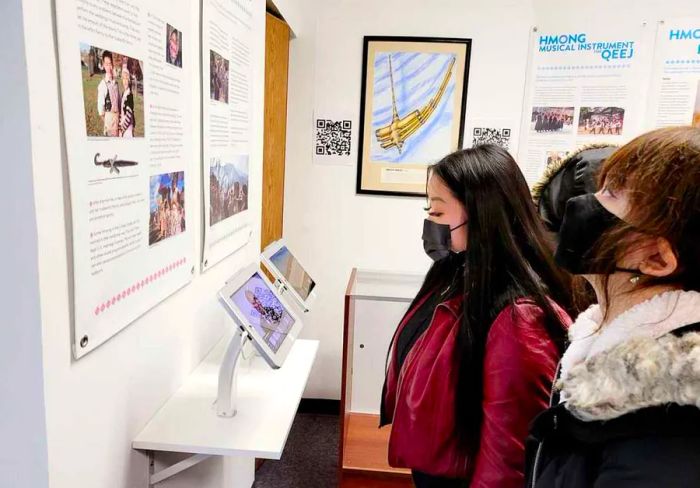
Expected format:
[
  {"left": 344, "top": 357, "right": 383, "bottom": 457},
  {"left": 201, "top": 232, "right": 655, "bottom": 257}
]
[
  {"left": 215, "top": 326, "right": 248, "bottom": 417},
  {"left": 216, "top": 276, "right": 310, "bottom": 417}
]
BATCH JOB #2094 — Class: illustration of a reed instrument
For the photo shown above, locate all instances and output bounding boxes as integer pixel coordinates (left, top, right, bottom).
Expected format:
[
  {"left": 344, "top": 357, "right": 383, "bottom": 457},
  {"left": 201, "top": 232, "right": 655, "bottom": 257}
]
[{"left": 375, "top": 55, "right": 456, "bottom": 153}]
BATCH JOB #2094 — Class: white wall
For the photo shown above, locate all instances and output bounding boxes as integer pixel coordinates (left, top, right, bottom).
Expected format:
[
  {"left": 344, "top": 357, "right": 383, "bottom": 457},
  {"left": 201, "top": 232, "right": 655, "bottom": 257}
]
[
  {"left": 0, "top": 0, "right": 49, "bottom": 486},
  {"left": 19, "top": 0, "right": 266, "bottom": 486},
  {"left": 532, "top": 0, "right": 700, "bottom": 25},
  {"left": 284, "top": 0, "right": 536, "bottom": 399}
]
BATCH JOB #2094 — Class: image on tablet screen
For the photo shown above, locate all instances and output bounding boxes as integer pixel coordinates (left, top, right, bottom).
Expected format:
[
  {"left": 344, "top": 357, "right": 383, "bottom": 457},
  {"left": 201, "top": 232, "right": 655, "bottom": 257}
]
[
  {"left": 269, "top": 246, "right": 315, "bottom": 300},
  {"left": 230, "top": 273, "right": 295, "bottom": 352}
]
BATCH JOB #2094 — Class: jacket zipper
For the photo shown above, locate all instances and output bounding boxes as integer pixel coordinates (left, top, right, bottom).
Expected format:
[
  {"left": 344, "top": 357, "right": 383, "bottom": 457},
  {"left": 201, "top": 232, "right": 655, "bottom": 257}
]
[
  {"left": 530, "top": 442, "right": 544, "bottom": 488},
  {"left": 531, "top": 360, "right": 562, "bottom": 488},
  {"left": 383, "top": 293, "right": 436, "bottom": 423},
  {"left": 392, "top": 303, "right": 447, "bottom": 422}
]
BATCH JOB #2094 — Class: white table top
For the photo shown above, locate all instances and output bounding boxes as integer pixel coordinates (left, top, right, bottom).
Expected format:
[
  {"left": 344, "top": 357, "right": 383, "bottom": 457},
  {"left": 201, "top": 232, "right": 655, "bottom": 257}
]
[{"left": 133, "top": 336, "right": 319, "bottom": 459}]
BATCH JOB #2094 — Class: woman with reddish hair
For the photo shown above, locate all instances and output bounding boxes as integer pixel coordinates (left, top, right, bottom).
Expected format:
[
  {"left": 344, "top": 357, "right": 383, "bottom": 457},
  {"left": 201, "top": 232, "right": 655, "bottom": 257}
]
[{"left": 527, "top": 126, "right": 700, "bottom": 487}]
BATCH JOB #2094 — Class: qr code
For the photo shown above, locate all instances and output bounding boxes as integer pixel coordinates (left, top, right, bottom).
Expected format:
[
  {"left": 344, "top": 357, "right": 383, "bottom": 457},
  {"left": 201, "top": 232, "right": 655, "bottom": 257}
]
[
  {"left": 315, "top": 119, "right": 352, "bottom": 156},
  {"left": 472, "top": 127, "right": 511, "bottom": 150}
]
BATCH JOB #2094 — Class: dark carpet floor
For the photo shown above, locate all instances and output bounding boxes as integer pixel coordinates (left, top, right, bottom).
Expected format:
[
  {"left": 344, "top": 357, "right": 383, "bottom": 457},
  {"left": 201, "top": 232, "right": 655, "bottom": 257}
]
[{"left": 253, "top": 413, "right": 340, "bottom": 488}]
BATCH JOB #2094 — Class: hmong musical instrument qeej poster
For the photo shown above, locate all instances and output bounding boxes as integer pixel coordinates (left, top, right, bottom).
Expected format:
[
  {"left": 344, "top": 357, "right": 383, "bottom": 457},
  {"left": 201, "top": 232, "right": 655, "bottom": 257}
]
[
  {"left": 646, "top": 19, "right": 700, "bottom": 130},
  {"left": 356, "top": 36, "right": 471, "bottom": 197},
  {"left": 55, "top": 0, "right": 196, "bottom": 358},
  {"left": 516, "top": 23, "right": 654, "bottom": 186}
]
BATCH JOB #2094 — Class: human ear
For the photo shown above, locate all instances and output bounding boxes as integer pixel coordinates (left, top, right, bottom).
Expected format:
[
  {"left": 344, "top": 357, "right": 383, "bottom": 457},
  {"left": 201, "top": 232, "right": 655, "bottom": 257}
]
[{"left": 638, "top": 237, "right": 678, "bottom": 278}]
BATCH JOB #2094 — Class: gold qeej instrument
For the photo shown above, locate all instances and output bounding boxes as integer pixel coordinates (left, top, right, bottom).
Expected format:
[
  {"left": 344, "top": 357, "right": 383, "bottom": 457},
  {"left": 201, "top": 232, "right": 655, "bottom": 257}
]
[{"left": 375, "top": 54, "right": 456, "bottom": 154}]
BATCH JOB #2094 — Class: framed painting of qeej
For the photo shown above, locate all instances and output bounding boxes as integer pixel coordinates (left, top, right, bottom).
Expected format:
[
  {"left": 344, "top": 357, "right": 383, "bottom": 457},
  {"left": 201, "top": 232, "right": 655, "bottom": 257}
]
[{"left": 356, "top": 36, "right": 471, "bottom": 196}]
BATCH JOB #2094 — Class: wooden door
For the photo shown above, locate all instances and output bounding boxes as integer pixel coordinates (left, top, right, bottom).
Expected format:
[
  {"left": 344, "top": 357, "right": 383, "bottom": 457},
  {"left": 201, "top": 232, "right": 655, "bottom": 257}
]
[{"left": 261, "top": 13, "right": 290, "bottom": 250}]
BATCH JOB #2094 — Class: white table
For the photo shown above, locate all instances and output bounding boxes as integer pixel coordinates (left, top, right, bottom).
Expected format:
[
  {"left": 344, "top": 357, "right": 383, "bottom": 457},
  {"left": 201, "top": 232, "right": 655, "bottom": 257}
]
[{"left": 133, "top": 335, "right": 319, "bottom": 487}]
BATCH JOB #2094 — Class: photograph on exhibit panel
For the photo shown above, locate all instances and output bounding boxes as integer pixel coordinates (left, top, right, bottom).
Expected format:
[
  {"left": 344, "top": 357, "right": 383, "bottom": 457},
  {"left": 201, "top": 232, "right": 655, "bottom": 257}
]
[
  {"left": 149, "top": 172, "right": 186, "bottom": 246},
  {"left": 79, "top": 43, "right": 145, "bottom": 138},
  {"left": 545, "top": 150, "right": 570, "bottom": 171},
  {"left": 530, "top": 107, "right": 574, "bottom": 135},
  {"left": 209, "top": 156, "right": 249, "bottom": 226},
  {"left": 578, "top": 107, "right": 625, "bottom": 136},
  {"left": 210, "top": 49, "right": 229, "bottom": 103},
  {"left": 166, "top": 24, "right": 183, "bottom": 68}
]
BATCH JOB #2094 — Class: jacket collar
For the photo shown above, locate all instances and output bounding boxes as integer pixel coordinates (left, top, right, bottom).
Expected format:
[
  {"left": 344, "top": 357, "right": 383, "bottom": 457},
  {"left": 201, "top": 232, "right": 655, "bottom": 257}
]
[
  {"left": 560, "top": 290, "right": 700, "bottom": 388},
  {"left": 559, "top": 316, "right": 700, "bottom": 421}
]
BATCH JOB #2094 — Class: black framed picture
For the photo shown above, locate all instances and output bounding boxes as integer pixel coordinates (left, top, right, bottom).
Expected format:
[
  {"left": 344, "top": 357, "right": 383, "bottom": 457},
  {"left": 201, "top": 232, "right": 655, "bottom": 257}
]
[{"left": 356, "top": 36, "right": 471, "bottom": 196}]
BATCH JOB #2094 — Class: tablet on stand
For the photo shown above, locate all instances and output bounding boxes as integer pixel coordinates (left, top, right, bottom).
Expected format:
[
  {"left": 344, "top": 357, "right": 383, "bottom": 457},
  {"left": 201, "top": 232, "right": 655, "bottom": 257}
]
[
  {"left": 215, "top": 263, "right": 304, "bottom": 417},
  {"left": 261, "top": 239, "right": 317, "bottom": 313}
]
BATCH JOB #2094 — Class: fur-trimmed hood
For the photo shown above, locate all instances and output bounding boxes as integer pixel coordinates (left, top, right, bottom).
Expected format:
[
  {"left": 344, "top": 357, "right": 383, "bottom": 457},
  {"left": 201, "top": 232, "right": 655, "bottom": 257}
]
[{"left": 558, "top": 290, "right": 700, "bottom": 422}]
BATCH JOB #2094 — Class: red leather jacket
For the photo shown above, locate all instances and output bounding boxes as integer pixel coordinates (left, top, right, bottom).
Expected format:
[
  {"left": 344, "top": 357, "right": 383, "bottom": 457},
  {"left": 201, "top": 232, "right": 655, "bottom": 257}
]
[{"left": 382, "top": 293, "right": 570, "bottom": 484}]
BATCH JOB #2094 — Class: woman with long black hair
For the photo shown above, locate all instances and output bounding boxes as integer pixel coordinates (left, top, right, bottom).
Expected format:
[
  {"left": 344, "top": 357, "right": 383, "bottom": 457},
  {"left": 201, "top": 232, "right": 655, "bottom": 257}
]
[{"left": 381, "top": 144, "right": 572, "bottom": 488}]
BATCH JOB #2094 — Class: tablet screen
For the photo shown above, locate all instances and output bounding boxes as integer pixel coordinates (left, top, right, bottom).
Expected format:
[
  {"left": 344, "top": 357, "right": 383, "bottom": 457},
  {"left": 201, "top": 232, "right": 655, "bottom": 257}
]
[
  {"left": 269, "top": 246, "right": 315, "bottom": 300},
  {"left": 230, "top": 272, "right": 296, "bottom": 352}
]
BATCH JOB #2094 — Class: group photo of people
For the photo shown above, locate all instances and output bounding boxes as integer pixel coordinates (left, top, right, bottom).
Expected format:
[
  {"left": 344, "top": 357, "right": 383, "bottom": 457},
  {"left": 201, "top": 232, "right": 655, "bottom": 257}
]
[
  {"left": 210, "top": 50, "right": 229, "bottom": 103},
  {"left": 80, "top": 44, "right": 145, "bottom": 138},
  {"left": 578, "top": 106, "right": 625, "bottom": 135},
  {"left": 149, "top": 172, "right": 186, "bottom": 246},
  {"left": 209, "top": 158, "right": 249, "bottom": 226},
  {"left": 530, "top": 106, "right": 574, "bottom": 134}
]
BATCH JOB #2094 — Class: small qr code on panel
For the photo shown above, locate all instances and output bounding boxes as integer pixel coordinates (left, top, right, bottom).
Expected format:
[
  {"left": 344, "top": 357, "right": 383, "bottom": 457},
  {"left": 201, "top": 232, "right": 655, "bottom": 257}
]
[
  {"left": 315, "top": 119, "right": 352, "bottom": 156},
  {"left": 472, "top": 127, "right": 511, "bottom": 150}
]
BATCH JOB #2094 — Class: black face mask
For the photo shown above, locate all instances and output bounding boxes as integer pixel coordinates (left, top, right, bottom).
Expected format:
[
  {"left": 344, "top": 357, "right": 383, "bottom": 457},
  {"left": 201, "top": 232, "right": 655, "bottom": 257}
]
[
  {"left": 422, "top": 219, "right": 467, "bottom": 262},
  {"left": 555, "top": 194, "right": 638, "bottom": 275}
]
